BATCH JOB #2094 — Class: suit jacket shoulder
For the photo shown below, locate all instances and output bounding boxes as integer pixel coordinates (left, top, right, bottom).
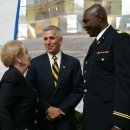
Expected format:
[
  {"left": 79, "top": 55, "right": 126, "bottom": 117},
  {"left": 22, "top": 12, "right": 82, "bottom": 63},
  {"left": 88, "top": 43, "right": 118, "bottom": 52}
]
[{"left": 1, "top": 66, "right": 23, "bottom": 83}]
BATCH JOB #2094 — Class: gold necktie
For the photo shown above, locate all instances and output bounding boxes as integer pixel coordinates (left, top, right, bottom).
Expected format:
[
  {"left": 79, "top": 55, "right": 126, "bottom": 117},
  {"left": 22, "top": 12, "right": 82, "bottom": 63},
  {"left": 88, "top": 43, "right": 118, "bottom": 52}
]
[{"left": 52, "top": 56, "right": 59, "bottom": 87}]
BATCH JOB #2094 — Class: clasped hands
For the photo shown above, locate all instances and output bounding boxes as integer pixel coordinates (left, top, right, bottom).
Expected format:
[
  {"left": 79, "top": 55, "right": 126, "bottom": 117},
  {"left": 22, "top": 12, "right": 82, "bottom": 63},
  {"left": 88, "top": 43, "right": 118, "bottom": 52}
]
[{"left": 45, "top": 106, "right": 65, "bottom": 121}]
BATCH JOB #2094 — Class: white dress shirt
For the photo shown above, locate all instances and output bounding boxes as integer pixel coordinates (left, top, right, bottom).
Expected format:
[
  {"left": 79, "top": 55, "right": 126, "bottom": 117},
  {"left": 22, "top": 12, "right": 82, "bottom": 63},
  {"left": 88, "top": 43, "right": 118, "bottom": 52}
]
[
  {"left": 96, "top": 25, "right": 110, "bottom": 41},
  {"left": 47, "top": 51, "right": 62, "bottom": 69}
]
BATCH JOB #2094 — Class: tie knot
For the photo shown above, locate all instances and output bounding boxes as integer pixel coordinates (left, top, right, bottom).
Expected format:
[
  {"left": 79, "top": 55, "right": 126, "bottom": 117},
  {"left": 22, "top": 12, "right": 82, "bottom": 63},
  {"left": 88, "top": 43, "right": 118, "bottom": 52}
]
[{"left": 52, "top": 55, "right": 57, "bottom": 60}]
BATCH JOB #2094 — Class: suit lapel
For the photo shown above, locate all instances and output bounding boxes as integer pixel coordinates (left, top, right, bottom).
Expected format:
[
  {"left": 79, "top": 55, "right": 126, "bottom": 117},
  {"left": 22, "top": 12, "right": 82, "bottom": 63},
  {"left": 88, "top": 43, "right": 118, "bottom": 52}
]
[
  {"left": 12, "top": 66, "right": 36, "bottom": 92},
  {"left": 53, "top": 53, "right": 68, "bottom": 94},
  {"left": 44, "top": 53, "right": 55, "bottom": 87},
  {"left": 58, "top": 53, "right": 67, "bottom": 87},
  {"left": 87, "top": 39, "right": 98, "bottom": 57}
]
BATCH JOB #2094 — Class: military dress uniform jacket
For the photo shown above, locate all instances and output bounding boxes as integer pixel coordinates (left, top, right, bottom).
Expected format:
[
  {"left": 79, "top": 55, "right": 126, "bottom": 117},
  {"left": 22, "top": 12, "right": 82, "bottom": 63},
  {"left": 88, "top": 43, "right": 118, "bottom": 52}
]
[
  {"left": 26, "top": 52, "right": 83, "bottom": 130},
  {"left": 0, "top": 66, "right": 37, "bottom": 130},
  {"left": 82, "top": 25, "right": 130, "bottom": 130}
]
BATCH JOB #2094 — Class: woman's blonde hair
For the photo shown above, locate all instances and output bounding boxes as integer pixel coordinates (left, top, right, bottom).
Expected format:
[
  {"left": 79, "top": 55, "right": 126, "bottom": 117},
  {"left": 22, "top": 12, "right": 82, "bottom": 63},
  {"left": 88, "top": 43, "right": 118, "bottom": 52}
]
[{"left": 0, "top": 40, "right": 23, "bottom": 67}]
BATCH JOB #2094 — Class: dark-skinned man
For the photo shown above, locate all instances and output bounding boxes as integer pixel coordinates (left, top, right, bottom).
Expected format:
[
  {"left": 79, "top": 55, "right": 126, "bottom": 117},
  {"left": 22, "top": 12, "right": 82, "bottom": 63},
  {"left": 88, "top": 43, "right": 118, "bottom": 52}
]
[{"left": 82, "top": 4, "right": 130, "bottom": 130}]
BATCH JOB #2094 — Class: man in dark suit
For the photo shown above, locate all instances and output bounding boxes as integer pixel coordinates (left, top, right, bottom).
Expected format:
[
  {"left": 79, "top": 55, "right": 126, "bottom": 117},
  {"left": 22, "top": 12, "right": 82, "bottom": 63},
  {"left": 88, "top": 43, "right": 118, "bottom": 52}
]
[
  {"left": 82, "top": 4, "right": 130, "bottom": 130},
  {"left": 26, "top": 25, "right": 83, "bottom": 130}
]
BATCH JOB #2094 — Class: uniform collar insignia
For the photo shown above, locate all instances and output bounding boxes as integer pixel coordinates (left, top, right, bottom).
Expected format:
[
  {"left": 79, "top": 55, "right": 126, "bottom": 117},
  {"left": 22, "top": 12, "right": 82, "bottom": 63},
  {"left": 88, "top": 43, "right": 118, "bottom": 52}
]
[{"left": 97, "top": 36, "right": 105, "bottom": 44}]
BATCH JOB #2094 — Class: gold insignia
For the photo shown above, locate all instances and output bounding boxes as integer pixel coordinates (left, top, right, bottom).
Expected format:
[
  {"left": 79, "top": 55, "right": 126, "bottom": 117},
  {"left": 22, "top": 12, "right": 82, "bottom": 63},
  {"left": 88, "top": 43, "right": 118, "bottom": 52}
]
[
  {"left": 117, "top": 30, "right": 126, "bottom": 34},
  {"left": 97, "top": 41, "right": 100, "bottom": 44},
  {"left": 113, "top": 111, "right": 130, "bottom": 120}
]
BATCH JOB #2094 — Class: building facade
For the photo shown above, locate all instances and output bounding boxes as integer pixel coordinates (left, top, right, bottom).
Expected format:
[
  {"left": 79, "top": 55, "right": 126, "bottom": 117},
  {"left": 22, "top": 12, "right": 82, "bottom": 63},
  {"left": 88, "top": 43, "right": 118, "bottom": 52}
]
[{"left": 18, "top": 0, "right": 130, "bottom": 40}]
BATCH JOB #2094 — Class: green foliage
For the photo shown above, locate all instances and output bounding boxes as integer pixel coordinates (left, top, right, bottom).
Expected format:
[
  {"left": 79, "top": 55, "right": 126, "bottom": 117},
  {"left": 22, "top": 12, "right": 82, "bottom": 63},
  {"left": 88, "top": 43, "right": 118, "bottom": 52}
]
[{"left": 75, "top": 110, "right": 82, "bottom": 130}]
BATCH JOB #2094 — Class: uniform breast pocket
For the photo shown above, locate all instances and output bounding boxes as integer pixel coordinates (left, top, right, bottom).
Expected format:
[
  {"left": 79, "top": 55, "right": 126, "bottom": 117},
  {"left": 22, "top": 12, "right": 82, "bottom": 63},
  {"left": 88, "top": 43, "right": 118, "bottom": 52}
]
[{"left": 94, "top": 54, "right": 114, "bottom": 76}]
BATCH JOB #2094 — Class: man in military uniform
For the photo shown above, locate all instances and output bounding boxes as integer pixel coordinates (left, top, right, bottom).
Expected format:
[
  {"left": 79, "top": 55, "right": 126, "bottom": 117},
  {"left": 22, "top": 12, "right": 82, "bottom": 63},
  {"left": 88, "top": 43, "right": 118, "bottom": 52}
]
[{"left": 81, "top": 4, "right": 130, "bottom": 130}]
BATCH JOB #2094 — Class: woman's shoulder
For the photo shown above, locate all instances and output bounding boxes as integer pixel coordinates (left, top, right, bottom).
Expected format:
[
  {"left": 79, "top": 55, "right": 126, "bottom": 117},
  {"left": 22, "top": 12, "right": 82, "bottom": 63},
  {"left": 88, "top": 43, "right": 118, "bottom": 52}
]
[{"left": 1, "top": 67, "right": 22, "bottom": 83}]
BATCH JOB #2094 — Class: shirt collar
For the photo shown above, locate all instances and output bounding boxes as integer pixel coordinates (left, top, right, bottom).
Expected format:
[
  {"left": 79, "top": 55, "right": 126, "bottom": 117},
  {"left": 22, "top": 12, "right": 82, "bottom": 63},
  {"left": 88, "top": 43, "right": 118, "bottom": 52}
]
[
  {"left": 47, "top": 51, "right": 62, "bottom": 60},
  {"left": 96, "top": 25, "right": 110, "bottom": 41}
]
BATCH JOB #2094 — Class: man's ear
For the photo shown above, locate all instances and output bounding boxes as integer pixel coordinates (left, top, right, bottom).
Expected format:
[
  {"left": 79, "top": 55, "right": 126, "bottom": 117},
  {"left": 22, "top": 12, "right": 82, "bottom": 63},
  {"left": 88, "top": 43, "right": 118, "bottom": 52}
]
[
  {"left": 97, "top": 13, "right": 103, "bottom": 22},
  {"left": 60, "top": 38, "right": 63, "bottom": 45}
]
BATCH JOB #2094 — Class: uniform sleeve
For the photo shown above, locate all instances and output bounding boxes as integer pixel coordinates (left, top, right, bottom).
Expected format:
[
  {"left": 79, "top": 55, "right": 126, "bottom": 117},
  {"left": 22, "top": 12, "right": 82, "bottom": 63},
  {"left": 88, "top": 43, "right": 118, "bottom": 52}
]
[{"left": 112, "top": 33, "right": 130, "bottom": 130}]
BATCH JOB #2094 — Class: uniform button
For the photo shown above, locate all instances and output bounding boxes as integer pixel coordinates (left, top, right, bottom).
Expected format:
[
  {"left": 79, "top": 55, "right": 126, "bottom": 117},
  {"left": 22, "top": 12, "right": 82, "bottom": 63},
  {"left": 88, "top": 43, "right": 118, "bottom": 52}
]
[
  {"left": 85, "top": 61, "right": 87, "bottom": 64},
  {"left": 84, "top": 80, "right": 86, "bottom": 83},
  {"left": 35, "top": 120, "right": 37, "bottom": 124},
  {"left": 37, "top": 98, "right": 39, "bottom": 102},
  {"left": 84, "top": 71, "right": 86, "bottom": 73},
  {"left": 36, "top": 109, "right": 38, "bottom": 113},
  {"left": 101, "top": 58, "right": 104, "bottom": 61},
  {"left": 84, "top": 89, "right": 87, "bottom": 93}
]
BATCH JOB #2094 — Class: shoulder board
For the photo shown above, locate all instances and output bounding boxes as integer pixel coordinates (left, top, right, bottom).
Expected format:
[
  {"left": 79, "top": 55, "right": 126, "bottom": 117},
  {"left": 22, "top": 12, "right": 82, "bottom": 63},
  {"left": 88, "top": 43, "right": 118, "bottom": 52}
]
[{"left": 117, "top": 30, "right": 126, "bottom": 34}]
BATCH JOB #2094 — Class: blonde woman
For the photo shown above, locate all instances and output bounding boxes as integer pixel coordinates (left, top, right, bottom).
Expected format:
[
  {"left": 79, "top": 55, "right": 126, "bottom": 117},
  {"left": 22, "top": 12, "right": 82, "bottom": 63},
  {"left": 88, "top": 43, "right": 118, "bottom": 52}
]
[{"left": 0, "top": 40, "right": 37, "bottom": 130}]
